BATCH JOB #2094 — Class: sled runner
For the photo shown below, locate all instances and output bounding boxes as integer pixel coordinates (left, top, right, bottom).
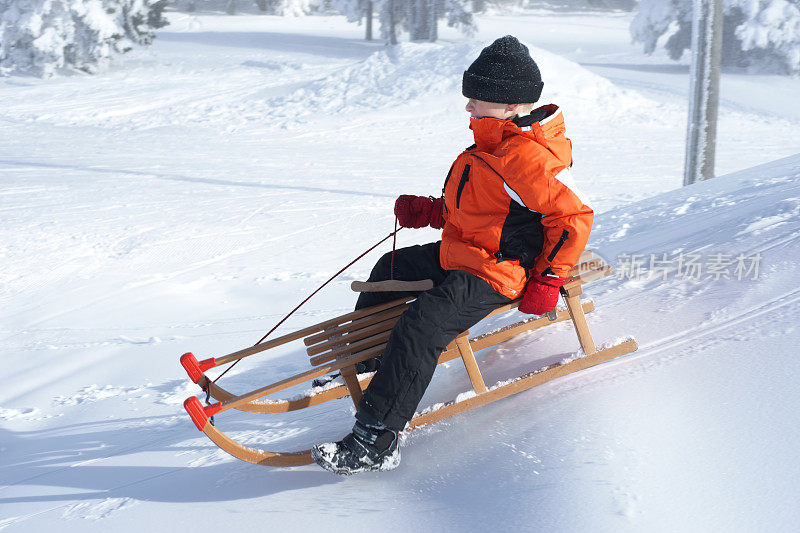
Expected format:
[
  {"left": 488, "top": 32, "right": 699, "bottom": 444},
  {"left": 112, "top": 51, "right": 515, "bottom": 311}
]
[{"left": 180, "top": 249, "right": 637, "bottom": 467}]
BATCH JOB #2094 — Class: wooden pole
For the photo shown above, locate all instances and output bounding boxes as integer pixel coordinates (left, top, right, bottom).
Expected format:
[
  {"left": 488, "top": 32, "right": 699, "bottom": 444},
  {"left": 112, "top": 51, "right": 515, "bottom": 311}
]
[
  {"left": 388, "top": 0, "right": 398, "bottom": 45},
  {"left": 684, "top": 0, "right": 723, "bottom": 185},
  {"left": 366, "top": 2, "right": 373, "bottom": 41},
  {"left": 429, "top": 0, "right": 438, "bottom": 42}
]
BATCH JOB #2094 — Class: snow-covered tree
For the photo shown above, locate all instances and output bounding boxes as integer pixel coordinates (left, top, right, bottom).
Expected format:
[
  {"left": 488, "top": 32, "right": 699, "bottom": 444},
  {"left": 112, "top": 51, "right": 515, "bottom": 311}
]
[
  {"left": 188, "top": 0, "right": 324, "bottom": 15},
  {"left": 497, "top": 0, "right": 637, "bottom": 10},
  {"left": 0, "top": 0, "right": 168, "bottom": 77},
  {"left": 277, "top": 0, "right": 325, "bottom": 15},
  {"left": 585, "top": 0, "right": 637, "bottom": 8},
  {"left": 631, "top": 0, "right": 800, "bottom": 74},
  {"left": 332, "top": 0, "right": 474, "bottom": 42}
]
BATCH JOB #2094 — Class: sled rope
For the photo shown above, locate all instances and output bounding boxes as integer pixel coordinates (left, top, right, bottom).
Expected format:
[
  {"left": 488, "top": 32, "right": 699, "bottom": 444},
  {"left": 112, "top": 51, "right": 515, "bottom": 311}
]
[
  {"left": 390, "top": 217, "right": 398, "bottom": 281},
  {"left": 210, "top": 227, "right": 404, "bottom": 386}
]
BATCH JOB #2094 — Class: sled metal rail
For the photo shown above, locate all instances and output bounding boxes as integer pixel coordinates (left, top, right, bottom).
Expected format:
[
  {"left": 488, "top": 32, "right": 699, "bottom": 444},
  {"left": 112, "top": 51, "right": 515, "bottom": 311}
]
[{"left": 180, "top": 249, "right": 637, "bottom": 467}]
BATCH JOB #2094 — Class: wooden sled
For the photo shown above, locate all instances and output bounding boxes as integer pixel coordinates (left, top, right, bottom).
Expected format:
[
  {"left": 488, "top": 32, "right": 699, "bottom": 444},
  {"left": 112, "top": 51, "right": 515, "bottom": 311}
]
[{"left": 180, "top": 250, "right": 638, "bottom": 467}]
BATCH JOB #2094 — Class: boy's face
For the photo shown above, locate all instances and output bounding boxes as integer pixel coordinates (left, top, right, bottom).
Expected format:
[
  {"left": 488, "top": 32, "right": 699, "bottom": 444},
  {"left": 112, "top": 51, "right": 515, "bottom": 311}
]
[{"left": 465, "top": 99, "right": 521, "bottom": 120}]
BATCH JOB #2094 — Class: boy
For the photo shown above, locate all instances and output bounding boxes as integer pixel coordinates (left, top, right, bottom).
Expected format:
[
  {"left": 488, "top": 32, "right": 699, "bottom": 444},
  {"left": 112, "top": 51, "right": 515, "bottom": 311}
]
[{"left": 311, "top": 35, "right": 594, "bottom": 475}]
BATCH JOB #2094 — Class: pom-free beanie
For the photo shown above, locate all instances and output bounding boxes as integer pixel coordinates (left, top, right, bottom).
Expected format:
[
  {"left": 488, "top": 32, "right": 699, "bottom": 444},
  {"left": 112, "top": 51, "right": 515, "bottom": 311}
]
[{"left": 462, "top": 35, "right": 544, "bottom": 104}]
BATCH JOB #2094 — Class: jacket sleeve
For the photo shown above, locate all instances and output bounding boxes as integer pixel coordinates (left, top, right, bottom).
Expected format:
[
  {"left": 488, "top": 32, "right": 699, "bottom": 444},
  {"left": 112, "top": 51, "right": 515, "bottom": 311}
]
[{"left": 503, "top": 152, "right": 594, "bottom": 278}]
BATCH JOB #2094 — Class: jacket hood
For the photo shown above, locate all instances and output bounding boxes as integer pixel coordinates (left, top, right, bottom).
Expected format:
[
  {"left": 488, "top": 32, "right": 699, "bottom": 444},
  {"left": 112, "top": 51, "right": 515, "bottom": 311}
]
[{"left": 468, "top": 104, "right": 572, "bottom": 166}]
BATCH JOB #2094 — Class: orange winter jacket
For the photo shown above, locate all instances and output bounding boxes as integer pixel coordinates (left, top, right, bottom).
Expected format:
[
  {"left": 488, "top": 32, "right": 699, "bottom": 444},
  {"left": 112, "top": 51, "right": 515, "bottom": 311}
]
[{"left": 439, "top": 104, "right": 594, "bottom": 299}]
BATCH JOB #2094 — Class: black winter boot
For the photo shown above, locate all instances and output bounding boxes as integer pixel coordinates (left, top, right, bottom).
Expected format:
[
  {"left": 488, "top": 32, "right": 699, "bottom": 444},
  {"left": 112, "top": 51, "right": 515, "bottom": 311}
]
[{"left": 311, "top": 419, "right": 400, "bottom": 475}]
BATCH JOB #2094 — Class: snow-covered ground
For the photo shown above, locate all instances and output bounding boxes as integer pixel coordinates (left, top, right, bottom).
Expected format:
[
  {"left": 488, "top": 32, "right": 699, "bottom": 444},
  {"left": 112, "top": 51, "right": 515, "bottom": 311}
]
[{"left": 2, "top": 9, "right": 800, "bottom": 532}]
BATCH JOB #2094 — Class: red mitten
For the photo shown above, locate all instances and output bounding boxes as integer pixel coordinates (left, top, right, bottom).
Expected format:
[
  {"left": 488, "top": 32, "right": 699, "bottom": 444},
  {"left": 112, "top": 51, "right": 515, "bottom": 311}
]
[
  {"left": 518, "top": 272, "right": 565, "bottom": 315},
  {"left": 429, "top": 197, "right": 445, "bottom": 229},
  {"left": 394, "top": 195, "right": 433, "bottom": 228}
]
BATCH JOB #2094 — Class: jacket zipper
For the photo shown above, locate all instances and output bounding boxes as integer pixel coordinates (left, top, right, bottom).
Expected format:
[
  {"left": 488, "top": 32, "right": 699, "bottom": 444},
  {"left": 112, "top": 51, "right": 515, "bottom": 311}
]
[
  {"left": 547, "top": 230, "right": 569, "bottom": 261},
  {"left": 455, "top": 164, "right": 471, "bottom": 209}
]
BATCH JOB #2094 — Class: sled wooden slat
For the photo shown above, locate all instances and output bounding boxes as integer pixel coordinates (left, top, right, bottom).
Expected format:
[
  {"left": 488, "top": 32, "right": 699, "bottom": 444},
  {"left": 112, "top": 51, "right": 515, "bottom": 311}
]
[
  {"left": 214, "top": 296, "right": 414, "bottom": 366},
  {"left": 306, "top": 316, "right": 400, "bottom": 356},
  {"left": 566, "top": 249, "right": 595, "bottom": 268},
  {"left": 303, "top": 305, "right": 409, "bottom": 346},
  {"left": 566, "top": 250, "right": 597, "bottom": 274},
  {"left": 572, "top": 256, "right": 605, "bottom": 273},
  {"left": 308, "top": 329, "right": 393, "bottom": 366}
]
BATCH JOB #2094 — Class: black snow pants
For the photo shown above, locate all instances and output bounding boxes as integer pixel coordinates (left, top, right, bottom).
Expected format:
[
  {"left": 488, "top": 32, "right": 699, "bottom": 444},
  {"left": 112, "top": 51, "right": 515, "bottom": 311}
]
[{"left": 354, "top": 242, "right": 511, "bottom": 431}]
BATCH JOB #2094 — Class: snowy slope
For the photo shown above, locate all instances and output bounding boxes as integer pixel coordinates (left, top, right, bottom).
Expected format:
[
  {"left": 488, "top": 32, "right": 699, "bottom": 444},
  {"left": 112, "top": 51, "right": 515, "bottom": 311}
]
[{"left": 2, "top": 11, "right": 800, "bottom": 532}]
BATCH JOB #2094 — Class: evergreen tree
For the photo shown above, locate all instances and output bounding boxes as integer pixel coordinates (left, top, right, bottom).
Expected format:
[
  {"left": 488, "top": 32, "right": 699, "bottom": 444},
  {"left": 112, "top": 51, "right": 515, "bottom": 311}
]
[
  {"left": 0, "top": 0, "right": 168, "bottom": 76},
  {"left": 196, "top": 0, "right": 323, "bottom": 15}
]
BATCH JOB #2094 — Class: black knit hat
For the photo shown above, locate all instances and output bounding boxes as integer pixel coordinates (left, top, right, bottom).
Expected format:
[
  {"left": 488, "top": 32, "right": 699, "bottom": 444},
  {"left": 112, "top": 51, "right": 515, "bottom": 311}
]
[{"left": 462, "top": 35, "right": 544, "bottom": 104}]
